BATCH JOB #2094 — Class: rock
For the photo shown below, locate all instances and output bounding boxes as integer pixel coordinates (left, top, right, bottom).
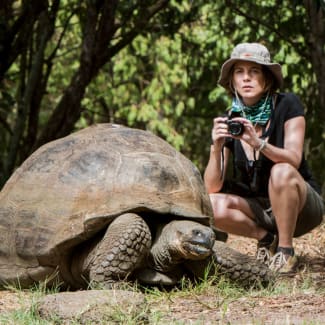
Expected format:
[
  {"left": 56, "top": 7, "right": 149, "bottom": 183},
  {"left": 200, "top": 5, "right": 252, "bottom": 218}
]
[{"left": 36, "top": 289, "right": 147, "bottom": 324}]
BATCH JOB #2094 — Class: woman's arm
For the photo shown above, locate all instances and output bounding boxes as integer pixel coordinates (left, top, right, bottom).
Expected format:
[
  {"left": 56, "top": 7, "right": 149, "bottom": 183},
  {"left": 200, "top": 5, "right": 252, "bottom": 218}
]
[
  {"left": 204, "top": 144, "right": 230, "bottom": 193},
  {"left": 260, "top": 116, "right": 305, "bottom": 169},
  {"left": 204, "top": 116, "right": 230, "bottom": 193}
]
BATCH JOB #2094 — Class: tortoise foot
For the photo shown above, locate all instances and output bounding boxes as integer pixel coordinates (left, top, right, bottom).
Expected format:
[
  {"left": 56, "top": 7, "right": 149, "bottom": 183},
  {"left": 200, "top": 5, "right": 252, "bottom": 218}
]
[{"left": 82, "top": 213, "right": 152, "bottom": 286}]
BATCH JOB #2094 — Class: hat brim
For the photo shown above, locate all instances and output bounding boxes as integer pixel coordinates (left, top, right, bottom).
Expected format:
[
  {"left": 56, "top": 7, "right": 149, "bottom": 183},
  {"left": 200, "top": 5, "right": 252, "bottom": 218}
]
[{"left": 218, "top": 58, "right": 283, "bottom": 89}]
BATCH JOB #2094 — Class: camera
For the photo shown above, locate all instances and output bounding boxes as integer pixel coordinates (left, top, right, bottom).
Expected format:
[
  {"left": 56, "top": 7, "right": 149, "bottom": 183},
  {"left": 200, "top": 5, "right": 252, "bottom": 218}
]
[
  {"left": 226, "top": 120, "right": 244, "bottom": 136},
  {"left": 224, "top": 111, "right": 244, "bottom": 136}
]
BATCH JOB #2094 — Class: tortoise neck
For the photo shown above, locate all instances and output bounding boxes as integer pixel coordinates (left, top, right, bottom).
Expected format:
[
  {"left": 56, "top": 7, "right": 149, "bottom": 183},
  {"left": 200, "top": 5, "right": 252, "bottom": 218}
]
[{"left": 149, "top": 223, "right": 183, "bottom": 272}]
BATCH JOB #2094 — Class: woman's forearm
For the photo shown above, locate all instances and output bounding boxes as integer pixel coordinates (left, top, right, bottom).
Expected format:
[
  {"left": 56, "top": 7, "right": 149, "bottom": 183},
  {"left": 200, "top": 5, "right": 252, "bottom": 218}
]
[
  {"left": 259, "top": 141, "right": 302, "bottom": 169},
  {"left": 204, "top": 144, "right": 226, "bottom": 193}
]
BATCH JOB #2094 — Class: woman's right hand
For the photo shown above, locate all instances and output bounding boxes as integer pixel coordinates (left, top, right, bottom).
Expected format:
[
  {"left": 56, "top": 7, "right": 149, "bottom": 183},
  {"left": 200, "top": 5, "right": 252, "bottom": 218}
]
[{"left": 211, "top": 117, "right": 229, "bottom": 149}]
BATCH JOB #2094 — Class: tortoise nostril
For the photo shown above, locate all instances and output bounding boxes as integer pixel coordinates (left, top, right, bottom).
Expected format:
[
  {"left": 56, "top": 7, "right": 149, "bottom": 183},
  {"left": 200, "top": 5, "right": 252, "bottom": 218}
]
[{"left": 193, "top": 230, "right": 202, "bottom": 237}]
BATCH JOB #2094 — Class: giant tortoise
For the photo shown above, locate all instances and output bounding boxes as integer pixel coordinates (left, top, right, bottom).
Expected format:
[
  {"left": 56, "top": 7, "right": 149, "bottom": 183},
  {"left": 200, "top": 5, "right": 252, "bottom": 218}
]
[{"left": 0, "top": 124, "right": 270, "bottom": 289}]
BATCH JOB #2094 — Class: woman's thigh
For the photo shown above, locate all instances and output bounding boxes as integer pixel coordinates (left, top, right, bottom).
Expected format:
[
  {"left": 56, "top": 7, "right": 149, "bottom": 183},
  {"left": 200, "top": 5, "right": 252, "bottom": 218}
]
[
  {"left": 294, "top": 183, "right": 324, "bottom": 237},
  {"left": 209, "top": 193, "right": 256, "bottom": 220}
]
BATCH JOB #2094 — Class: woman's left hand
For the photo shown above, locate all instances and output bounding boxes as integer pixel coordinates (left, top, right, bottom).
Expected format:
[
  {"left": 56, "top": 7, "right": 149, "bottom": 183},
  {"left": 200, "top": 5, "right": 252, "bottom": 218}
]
[{"left": 229, "top": 117, "right": 261, "bottom": 149}]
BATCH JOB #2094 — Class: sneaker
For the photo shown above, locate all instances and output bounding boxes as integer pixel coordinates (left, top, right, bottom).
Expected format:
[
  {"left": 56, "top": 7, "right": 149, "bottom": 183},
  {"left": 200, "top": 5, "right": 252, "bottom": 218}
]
[
  {"left": 256, "top": 234, "right": 278, "bottom": 265},
  {"left": 269, "top": 251, "right": 299, "bottom": 274},
  {"left": 256, "top": 247, "right": 272, "bottom": 265}
]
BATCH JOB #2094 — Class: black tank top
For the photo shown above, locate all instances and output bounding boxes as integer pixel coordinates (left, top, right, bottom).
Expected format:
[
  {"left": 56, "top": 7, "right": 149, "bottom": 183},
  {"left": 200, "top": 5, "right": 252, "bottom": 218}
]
[{"left": 224, "top": 92, "right": 321, "bottom": 196}]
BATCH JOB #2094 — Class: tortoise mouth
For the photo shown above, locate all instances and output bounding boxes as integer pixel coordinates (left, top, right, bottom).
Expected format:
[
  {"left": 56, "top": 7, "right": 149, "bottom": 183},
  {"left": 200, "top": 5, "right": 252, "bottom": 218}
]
[
  {"left": 186, "top": 244, "right": 212, "bottom": 256},
  {"left": 182, "top": 236, "right": 215, "bottom": 259}
]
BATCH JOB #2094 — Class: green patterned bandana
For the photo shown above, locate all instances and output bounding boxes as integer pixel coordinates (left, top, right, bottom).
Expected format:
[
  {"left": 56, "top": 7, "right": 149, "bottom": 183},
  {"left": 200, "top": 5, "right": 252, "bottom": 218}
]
[{"left": 231, "top": 95, "right": 272, "bottom": 125}]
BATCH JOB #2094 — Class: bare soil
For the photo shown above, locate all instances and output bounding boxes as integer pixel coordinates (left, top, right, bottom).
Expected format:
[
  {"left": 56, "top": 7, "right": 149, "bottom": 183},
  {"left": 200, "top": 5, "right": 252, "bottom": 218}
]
[
  {"left": 152, "top": 223, "right": 325, "bottom": 324},
  {"left": 0, "top": 224, "right": 324, "bottom": 324}
]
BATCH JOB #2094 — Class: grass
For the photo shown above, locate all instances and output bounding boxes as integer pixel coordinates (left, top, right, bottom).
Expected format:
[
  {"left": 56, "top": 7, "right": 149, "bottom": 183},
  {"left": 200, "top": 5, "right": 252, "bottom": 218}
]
[{"left": 0, "top": 268, "right": 323, "bottom": 324}]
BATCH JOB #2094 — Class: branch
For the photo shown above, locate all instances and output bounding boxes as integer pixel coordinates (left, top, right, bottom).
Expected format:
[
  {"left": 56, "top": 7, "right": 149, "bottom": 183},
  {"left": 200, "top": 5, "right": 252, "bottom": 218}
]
[
  {"left": 225, "top": 0, "right": 309, "bottom": 60},
  {"left": 105, "top": 0, "right": 170, "bottom": 60}
]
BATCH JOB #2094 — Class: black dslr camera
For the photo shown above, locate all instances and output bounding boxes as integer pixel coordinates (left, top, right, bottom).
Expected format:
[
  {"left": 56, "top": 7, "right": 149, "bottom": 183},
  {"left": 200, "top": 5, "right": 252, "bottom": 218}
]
[{"left": 226, "top": 111, "right": 244, "bottom": 136}]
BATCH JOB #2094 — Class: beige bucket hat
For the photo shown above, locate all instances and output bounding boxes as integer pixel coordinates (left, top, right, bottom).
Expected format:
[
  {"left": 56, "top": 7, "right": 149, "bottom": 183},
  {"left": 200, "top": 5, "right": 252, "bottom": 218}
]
[{"left": 218, "top": 43, "right": 283, "bottom": 89}]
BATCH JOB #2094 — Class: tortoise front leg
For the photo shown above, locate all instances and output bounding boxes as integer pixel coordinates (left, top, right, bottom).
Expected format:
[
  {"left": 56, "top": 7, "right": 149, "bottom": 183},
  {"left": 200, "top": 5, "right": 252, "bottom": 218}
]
[
  {"left": 79, "top": 213, "right": 152, "bottom": 288},
  {"left": 185, "top": 241, "right": 274, "bottom": 287}
]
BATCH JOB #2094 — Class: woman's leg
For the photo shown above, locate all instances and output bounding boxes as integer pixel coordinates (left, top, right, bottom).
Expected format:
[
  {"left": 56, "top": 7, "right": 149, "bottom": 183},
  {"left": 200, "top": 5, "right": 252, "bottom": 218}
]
[
  {"left": 268, "top": 163, "right": 307, "bottom": 272},
  {"left": 209, "top": 193, "right": 268, "bottom": 241},
  {"left": 268, "top": 163, "right": 307, "bottom": 249}
]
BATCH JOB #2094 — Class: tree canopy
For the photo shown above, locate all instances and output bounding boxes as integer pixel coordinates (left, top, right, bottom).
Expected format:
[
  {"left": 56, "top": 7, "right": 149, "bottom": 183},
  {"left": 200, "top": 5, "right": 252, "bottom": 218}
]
[{"left": 0, "top": 0, "right": 324, "bottom": 195}]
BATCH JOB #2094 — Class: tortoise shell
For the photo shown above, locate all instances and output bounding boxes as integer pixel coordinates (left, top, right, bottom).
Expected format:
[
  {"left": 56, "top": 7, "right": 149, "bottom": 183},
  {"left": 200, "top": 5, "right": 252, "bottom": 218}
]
[{"left": 0, "top": 124, "right": 213, "bottom": 283}]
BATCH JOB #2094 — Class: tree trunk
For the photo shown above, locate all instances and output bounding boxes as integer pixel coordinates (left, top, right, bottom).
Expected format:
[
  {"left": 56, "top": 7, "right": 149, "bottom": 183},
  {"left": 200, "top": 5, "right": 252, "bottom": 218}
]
[{"left": 304, "top": 0, "right": 325, "bottom": 121}]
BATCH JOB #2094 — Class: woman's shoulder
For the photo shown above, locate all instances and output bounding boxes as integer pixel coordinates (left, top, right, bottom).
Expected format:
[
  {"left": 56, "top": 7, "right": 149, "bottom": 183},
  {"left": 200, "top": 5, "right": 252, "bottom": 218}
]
[
  {"left": 275, "top": 92, "right": 304, "bottom": 117},
  {"left": 276, "top": 92, "right": 302, "bottom": 103}
]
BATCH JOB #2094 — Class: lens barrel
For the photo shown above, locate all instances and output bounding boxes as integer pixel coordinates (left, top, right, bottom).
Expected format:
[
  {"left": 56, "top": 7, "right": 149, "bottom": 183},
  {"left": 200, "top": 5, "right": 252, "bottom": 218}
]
[{"left": 226, "top": 120, "right": 244, "bottom": 136}]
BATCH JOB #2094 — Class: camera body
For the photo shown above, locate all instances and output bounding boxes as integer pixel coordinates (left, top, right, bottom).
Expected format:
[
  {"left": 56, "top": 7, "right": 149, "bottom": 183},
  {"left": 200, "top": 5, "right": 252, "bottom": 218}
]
[
  {"left": 225, "top": 111, "right": 244, "bottom": 136},
  {"left": 226, "top": 120, "right": 244, "bottom": 136}
]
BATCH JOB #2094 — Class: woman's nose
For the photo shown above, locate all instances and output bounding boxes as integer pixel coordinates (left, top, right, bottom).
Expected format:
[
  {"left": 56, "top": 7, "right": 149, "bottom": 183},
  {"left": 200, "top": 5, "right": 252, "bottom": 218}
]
[{"left": 243, "top": 71, "right": 251, "bottom": 80}]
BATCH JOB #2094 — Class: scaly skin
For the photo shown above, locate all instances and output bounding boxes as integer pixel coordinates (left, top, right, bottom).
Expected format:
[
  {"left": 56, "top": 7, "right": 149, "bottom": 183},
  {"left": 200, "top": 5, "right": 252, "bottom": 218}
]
[
  {"left": 148, "top": 220, "right": 215, "bottom": 273},
  {"left": 185, "top": 241, "right": 273, "bottom": 287},
  {"left": 77, "top": 213, "right": 152, "bottom": 287},
  {"left": 73, "top": 214, "right": 272, "bottom": 288}
]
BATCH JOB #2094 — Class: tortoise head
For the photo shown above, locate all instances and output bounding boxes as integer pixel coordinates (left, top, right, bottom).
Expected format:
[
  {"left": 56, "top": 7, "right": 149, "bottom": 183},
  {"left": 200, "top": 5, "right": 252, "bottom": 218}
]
[{"left": 149, "top": 220, "right": 215, "bottom": 273}]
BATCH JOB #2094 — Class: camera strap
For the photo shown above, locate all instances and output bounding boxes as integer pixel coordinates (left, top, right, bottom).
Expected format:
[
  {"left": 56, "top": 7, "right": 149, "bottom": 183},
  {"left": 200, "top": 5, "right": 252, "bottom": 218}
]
[{"left": 220, "top": 143, "right": 226, "bottom": 180}]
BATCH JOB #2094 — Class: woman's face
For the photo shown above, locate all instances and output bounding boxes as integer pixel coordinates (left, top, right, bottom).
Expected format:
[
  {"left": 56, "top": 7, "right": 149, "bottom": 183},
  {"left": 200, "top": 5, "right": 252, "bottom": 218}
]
[{"left": 232, "top": 61, "right": 266, "bottom": 106}]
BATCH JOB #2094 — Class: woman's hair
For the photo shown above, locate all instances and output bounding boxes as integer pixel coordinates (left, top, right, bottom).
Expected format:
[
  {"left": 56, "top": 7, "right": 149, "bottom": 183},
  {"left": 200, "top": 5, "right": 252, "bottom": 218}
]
[
  {"left": 223, "top": 64, "right": 279, "bottom": 97},
  {"left": 262, "top": 66, "right": 279, "bottom": 94}
]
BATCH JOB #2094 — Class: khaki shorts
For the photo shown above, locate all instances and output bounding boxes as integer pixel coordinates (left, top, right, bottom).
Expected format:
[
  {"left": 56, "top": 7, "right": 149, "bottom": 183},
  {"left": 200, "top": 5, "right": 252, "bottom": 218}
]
[{"left": 246, "top": 182, "right": 325, "bottom": 237}]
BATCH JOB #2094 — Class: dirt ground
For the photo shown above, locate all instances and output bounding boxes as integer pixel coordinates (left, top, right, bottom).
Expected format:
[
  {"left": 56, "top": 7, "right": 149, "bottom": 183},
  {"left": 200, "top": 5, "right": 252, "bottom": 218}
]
[
  {"left": 153, "top": 223, "right": 325, "bottom": 324},
  {"left": 0, "top": 224, "right": 324, "bottom": 324}
]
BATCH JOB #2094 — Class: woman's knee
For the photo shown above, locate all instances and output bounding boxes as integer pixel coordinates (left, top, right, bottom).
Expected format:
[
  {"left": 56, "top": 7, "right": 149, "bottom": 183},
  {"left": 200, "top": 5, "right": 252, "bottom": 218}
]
[
  {"left": 269, "top": 163, "right": 300, "bottom": 190},
  {"left": 209, "top": 193, "right": 242, "bottom": 221},
  {"left": 209, "top": 193, "right": 232, "bottom": 219},
  {"left": 269, "top": 163, "right": 307, "bottom": 203}
]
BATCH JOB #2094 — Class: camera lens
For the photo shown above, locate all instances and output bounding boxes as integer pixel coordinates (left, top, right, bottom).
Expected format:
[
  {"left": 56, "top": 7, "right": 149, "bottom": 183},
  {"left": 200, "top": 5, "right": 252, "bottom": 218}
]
[{"left": 227, "top": 121, "right": 244, "bottom": 136}]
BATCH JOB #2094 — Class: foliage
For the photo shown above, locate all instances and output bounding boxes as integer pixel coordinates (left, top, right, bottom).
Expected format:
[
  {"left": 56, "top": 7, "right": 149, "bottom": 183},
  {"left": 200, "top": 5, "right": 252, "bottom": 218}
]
[{"left": 0, "top": 0, "right": 324, "bottom": 193}]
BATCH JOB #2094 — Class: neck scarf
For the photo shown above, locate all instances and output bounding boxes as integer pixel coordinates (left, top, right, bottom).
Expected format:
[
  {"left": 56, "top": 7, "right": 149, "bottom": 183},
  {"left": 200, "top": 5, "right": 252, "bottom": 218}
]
[{"left": 231, "top": 95, "right": 272, "bottom": 125}]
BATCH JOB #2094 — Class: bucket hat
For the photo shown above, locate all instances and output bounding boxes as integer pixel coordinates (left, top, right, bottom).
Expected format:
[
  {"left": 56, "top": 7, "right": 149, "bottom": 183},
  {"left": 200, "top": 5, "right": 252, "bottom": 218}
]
[{"left": 218, "top": 43, "right": 283, "bottom": 89}]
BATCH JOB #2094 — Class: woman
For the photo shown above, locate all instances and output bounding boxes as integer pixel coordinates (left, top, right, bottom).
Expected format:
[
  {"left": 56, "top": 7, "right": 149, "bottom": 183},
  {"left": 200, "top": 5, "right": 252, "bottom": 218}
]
[{"left": 204, "top": 43, "right": 324, "bottom": 274}]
